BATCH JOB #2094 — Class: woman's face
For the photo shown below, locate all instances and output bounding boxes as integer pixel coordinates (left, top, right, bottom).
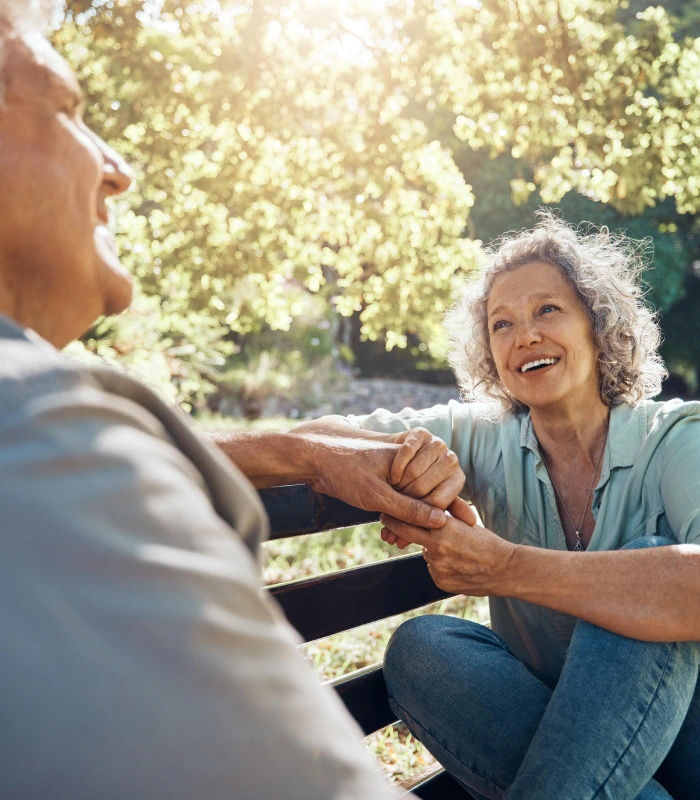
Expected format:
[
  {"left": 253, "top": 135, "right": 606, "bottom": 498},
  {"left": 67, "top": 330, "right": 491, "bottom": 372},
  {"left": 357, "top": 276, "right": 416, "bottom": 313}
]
[{"left": 486, "top": 261, "right": 601, "bottom": 412}]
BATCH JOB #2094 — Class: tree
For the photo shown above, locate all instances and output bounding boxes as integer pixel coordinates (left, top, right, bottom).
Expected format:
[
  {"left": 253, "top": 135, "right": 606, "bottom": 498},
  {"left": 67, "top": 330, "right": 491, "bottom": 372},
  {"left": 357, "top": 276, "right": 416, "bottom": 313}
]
[{"left": 54, "top": 0, "right": 700, "bottom": 403}]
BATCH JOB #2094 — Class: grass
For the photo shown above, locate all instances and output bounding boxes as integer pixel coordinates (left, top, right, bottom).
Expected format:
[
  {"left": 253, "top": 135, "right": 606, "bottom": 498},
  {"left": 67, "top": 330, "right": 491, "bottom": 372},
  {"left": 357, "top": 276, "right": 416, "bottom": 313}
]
[{"left": 263, "top": 522, "right": 489, "bottom": 785}]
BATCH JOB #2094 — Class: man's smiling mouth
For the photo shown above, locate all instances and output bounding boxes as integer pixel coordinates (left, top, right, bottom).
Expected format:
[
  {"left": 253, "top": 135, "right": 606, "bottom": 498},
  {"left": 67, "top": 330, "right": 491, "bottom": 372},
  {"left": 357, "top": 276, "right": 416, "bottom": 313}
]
[{"left": 519, "top": 357, "right": 560, "bottom": 373}]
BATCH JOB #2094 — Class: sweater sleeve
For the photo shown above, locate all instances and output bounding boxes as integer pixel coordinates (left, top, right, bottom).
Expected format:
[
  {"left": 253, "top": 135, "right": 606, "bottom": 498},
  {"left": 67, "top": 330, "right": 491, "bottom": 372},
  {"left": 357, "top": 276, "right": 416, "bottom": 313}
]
[{"left": 0, "top": 383, "right": 399, "bottom": 800}]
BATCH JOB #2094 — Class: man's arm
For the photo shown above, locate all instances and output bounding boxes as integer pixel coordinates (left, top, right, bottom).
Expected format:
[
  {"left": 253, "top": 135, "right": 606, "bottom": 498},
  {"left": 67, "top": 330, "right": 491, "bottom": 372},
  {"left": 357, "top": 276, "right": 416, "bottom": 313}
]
[
  {"left": 293, "top": 414, "right": 396, "bottom": 441},
  {"left": 204, "top": 427, "right": 451, "bottom": 527}
]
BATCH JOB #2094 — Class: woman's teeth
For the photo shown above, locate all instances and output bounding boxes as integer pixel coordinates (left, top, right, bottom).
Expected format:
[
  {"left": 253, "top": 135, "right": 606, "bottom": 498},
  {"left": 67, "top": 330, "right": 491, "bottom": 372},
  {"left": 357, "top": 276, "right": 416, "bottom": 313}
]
[{"left": 520, "top": 358, "right": 559, "bottom": 373}]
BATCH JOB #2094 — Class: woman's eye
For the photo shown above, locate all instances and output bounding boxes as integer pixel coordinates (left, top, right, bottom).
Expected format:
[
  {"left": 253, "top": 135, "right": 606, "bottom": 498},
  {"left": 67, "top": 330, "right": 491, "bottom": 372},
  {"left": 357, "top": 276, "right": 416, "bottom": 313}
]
[
  {"left": 492, "top": 320, "right": 509, "bottom": 332},
  {"left": 540, "top": 304, "right": 560, "bottom": 315}
]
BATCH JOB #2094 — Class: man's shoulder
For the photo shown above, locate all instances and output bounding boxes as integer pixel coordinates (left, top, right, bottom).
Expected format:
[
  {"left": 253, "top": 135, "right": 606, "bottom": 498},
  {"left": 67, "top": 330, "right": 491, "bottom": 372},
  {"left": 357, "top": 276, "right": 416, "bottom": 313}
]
[
  {"left": 0, "top": 333, "right": 99, "bottom": 417},
  {"left": 0, "top": 327, "right": 178, "bottom": 450},
  {"left": 0, "top": 327, "right": 268, "bottom": 552}
]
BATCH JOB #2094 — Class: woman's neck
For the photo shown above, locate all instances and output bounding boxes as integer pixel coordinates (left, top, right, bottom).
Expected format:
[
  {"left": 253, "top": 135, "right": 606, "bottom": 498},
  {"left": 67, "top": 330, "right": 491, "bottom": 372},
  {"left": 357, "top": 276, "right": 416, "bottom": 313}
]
[{"left": 530, "top": 397, "right": 611, "bottom": 469}]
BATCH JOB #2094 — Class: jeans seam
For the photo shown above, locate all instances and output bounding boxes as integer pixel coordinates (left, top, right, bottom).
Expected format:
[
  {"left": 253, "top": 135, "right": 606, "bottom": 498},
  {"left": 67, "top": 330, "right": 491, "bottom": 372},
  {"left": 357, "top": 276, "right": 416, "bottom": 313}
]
[
  {"left": 387, "top": 692, "right": 507, "bottom": 795},
  {"left": 592, "top": 642, "right": 677, "bottom": 800}
]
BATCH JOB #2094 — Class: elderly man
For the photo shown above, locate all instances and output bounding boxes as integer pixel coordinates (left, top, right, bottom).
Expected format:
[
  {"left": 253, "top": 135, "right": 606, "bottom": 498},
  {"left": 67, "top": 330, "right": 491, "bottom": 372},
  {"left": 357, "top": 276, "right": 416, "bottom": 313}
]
[{"left": 0, "top": 3, "right": 466, "bottom": 799}]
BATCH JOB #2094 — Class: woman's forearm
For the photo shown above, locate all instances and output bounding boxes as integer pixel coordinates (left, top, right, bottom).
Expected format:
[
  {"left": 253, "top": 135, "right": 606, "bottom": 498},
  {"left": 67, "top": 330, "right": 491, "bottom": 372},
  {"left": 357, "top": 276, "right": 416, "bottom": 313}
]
[{"left": 505, "top": 544, "right": 700, "bottom": 641}]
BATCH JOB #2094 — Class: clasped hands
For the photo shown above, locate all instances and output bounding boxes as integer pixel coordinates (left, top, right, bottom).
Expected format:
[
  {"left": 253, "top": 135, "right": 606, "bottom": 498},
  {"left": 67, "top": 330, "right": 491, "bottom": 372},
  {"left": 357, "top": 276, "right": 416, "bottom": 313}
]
[
  {"left": 306, "top": 425, "right": 513, "bottom": 595},
  {"left": 381, "top": 428, "right": 515, "bottom": 597}
]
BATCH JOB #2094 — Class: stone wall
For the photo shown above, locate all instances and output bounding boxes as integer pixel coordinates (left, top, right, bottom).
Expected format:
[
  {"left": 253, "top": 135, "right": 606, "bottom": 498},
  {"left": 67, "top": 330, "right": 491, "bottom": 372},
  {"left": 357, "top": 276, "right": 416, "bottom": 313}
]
[
  {"left": 305, "top": 377, "right": 462, "bottom": 418},
  {"left": 218, "top": 376, "right": 462, "bottom": 419}
]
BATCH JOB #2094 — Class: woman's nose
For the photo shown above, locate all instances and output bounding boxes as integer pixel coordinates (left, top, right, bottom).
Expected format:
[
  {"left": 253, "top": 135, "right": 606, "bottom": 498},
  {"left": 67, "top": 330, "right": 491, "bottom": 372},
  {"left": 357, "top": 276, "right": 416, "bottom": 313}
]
[{"left": 514, "top": 321, "right": 543, "bottom": 348}]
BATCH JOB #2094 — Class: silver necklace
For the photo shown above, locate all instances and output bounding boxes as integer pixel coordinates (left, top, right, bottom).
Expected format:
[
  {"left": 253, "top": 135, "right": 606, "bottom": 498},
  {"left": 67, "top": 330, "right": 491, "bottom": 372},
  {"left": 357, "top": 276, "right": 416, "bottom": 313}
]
[{"left": 540, "top": 417, "right": 609, "bottom": 552}]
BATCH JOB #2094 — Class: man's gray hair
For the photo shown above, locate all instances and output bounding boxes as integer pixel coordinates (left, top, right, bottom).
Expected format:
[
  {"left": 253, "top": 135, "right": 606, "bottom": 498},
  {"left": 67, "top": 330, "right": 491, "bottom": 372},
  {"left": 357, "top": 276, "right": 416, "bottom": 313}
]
[
  {"left": 0, "top": 0, "right": 58, "bottom": 100},
  {"left": 444, "top": 211, "right": 667, "bottom": 417},
  {"left": 0, "top": 0, "right": 55, "bottom": 33}
]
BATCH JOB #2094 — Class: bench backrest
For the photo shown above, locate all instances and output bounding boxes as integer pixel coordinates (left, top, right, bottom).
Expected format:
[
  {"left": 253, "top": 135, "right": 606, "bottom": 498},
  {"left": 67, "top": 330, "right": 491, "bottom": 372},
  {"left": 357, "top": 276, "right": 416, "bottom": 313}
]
[{"left": 259, "top": 484, "right": 474, "bottom": 799}]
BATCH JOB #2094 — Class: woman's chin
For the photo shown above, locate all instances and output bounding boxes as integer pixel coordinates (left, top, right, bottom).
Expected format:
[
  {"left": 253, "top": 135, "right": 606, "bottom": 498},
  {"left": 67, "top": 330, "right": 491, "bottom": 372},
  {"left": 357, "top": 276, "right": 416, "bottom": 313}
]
[{"left": 511, "top": 387, "right": 564, "bottom": 411}]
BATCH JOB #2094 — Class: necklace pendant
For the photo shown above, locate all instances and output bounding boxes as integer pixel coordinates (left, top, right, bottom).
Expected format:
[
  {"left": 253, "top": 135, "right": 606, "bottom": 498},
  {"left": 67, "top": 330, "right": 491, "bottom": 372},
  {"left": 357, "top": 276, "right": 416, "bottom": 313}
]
[{"left": 574, "top": 532, "right": 585, "bottom": 552}]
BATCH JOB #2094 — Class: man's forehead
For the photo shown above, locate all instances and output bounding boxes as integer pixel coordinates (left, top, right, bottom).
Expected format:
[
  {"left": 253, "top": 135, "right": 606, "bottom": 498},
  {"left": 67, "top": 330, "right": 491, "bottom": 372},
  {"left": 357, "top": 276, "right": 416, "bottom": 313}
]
[{"left": 3, "top": 29, "right": 81, "bottom": 101}]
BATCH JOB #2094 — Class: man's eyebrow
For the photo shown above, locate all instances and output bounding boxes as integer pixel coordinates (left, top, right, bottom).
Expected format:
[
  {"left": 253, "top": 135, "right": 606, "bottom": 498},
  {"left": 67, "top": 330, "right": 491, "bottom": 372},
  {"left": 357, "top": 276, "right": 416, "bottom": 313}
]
[
  {"left": 57, "top": 78, "right": 85, "bottom": 106},
  {"left": 41, "top": 59, "right": 84, "bottom": 106},
  {"left": 488, "top": 292, "right": 565, "bottom": 318}
]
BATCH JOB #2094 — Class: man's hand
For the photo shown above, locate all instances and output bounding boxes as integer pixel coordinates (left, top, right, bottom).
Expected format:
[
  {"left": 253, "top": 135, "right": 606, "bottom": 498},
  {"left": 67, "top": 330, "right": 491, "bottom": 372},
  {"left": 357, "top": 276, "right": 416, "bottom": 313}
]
[
  {"left": 208, "top": 425, "right": 461, "bottom": 531},
  {"left": 390, "top": 428, "right": 465, "bottom": 508},
  {"left": 382, "top": 428, "right": 465, "bottom": 550},
  {"left": 380, "top": 497, "right": 516, "bottom": 596},
  {"left": 306, "top": 434, "right": 449, "bottom": 529}
]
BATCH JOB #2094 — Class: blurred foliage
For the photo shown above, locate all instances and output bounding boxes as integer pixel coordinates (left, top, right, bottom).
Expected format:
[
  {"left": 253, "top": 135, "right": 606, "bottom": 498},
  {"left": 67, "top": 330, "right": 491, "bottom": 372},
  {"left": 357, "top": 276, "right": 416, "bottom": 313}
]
[
  {"left": 457, "top": 150, "right": 697, "bottom": 312},
  {"left": 660, "top": 269, "right": 700, "bottom": 392},
  {"left": 53, "top": 0, "right": 700, "bottom": 404}
]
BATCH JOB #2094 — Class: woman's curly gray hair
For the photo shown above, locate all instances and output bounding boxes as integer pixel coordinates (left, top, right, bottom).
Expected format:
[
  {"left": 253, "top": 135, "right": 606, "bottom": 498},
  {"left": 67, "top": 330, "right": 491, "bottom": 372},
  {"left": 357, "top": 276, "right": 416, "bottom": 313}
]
[{"left": 445, "top": 212, "right": 666, "bottom": 416}]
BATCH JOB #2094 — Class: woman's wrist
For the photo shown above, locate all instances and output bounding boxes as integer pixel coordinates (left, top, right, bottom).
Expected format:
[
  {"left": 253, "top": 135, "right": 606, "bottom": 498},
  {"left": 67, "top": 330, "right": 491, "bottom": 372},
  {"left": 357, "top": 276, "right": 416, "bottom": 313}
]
[{"left": 492, "top": 541, "right": 530, "bottom": 598}]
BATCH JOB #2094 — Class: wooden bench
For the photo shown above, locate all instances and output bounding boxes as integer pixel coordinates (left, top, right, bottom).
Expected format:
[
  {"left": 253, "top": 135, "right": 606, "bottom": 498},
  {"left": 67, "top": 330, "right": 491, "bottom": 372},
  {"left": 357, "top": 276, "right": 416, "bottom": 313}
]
[{"left": 259, "top": 484, "right": 476, "bottom": 799}]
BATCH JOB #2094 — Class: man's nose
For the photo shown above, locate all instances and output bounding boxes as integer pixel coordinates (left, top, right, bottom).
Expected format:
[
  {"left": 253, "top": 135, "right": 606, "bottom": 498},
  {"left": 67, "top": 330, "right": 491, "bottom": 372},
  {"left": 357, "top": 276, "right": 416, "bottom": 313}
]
[{"left": 100, "top": 140, "right": 133, "bottom": 196}]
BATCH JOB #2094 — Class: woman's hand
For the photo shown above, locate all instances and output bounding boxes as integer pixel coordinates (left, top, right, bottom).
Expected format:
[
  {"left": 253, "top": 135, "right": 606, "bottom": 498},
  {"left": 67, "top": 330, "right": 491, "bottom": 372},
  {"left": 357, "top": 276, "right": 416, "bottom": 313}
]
[
  {"left": 380, "top": 497, "right": 516, "bottom": 595},
  {"left": 382, "top": 428, "right": 466, "bottom": 549}
]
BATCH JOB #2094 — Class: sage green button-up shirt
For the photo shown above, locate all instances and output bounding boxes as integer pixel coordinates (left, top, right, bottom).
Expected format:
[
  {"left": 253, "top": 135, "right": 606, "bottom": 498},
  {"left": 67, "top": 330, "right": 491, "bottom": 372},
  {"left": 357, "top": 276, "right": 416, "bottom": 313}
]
[{"left": 349, "top": 399, "right": 700, "bottom": 682}]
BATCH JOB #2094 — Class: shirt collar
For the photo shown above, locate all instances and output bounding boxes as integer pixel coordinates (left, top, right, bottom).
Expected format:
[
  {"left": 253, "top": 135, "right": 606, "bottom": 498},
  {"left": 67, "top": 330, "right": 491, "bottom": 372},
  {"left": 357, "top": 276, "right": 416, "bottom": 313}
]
[
  {"left": 0, "top": 313, "right": 56, "bottom": 351},
  {"left": 0, "top": 313, "right": 28, "bottom": 341},
  {"left": 519, "top": 401, "right": 645, "bottom": 473}
]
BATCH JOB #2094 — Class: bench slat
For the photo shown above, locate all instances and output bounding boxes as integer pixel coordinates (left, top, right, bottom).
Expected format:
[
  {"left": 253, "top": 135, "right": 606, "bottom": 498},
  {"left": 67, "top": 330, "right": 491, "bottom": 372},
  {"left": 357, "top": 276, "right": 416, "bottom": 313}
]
[
  {"left": 327, "top": 663, "right": 395, "bottom": 735},
  {"left": 268, "top": 552, "right": 452, "bottom": 641},
  {"left": 259, "top": 484, "right": 379, "bottom": 539}
]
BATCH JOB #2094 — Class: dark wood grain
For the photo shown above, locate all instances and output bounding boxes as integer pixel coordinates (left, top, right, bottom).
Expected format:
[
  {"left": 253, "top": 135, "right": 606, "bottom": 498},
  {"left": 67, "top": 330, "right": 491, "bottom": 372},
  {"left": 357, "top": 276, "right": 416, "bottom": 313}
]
[{"left": 268, "top": 552, "right": 452, "bottom": 642}]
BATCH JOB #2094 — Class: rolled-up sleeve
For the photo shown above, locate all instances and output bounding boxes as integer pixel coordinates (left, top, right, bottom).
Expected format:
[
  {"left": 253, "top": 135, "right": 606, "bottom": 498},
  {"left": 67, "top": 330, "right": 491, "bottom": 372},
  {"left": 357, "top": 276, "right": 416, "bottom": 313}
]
[
  {"left": 0, "top": 387, "right": 398, "bottom": 800},
  {"left": 660, "top": 421, "right": 700, "bottom": 545}
]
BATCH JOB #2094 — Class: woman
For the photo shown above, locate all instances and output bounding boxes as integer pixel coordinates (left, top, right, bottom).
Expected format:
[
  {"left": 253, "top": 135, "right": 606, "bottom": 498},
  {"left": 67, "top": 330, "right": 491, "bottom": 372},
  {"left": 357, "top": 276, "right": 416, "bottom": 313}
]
[{"left": 300, "top": 214, "right": 700, "bottom": 799}]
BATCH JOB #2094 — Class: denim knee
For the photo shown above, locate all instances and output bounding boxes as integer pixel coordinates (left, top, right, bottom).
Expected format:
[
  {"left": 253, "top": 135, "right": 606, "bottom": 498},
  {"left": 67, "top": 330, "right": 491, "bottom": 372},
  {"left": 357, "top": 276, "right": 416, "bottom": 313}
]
[
  {"left": 384, "top": 616, "right": 504, "bottom": 700},
  {"left": 384, "top": 616, "right": 450, "bottom": 695},
  {"left": 619, "top": 534, "right": 676, "bottom": 551}
]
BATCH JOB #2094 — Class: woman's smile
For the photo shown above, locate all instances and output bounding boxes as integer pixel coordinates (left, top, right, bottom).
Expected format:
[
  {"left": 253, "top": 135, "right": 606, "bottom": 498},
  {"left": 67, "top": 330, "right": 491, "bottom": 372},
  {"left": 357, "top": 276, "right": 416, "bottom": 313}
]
[{"left": 515, "top": 357, "right": 561, "bottom": 376}]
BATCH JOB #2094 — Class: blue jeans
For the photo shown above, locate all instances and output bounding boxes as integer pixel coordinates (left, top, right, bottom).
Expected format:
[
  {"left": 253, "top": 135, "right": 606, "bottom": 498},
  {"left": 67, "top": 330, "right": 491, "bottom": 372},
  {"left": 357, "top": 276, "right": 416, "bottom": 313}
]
[{"left": 384, "top": 536, "right": 700, "bottom": 800}]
